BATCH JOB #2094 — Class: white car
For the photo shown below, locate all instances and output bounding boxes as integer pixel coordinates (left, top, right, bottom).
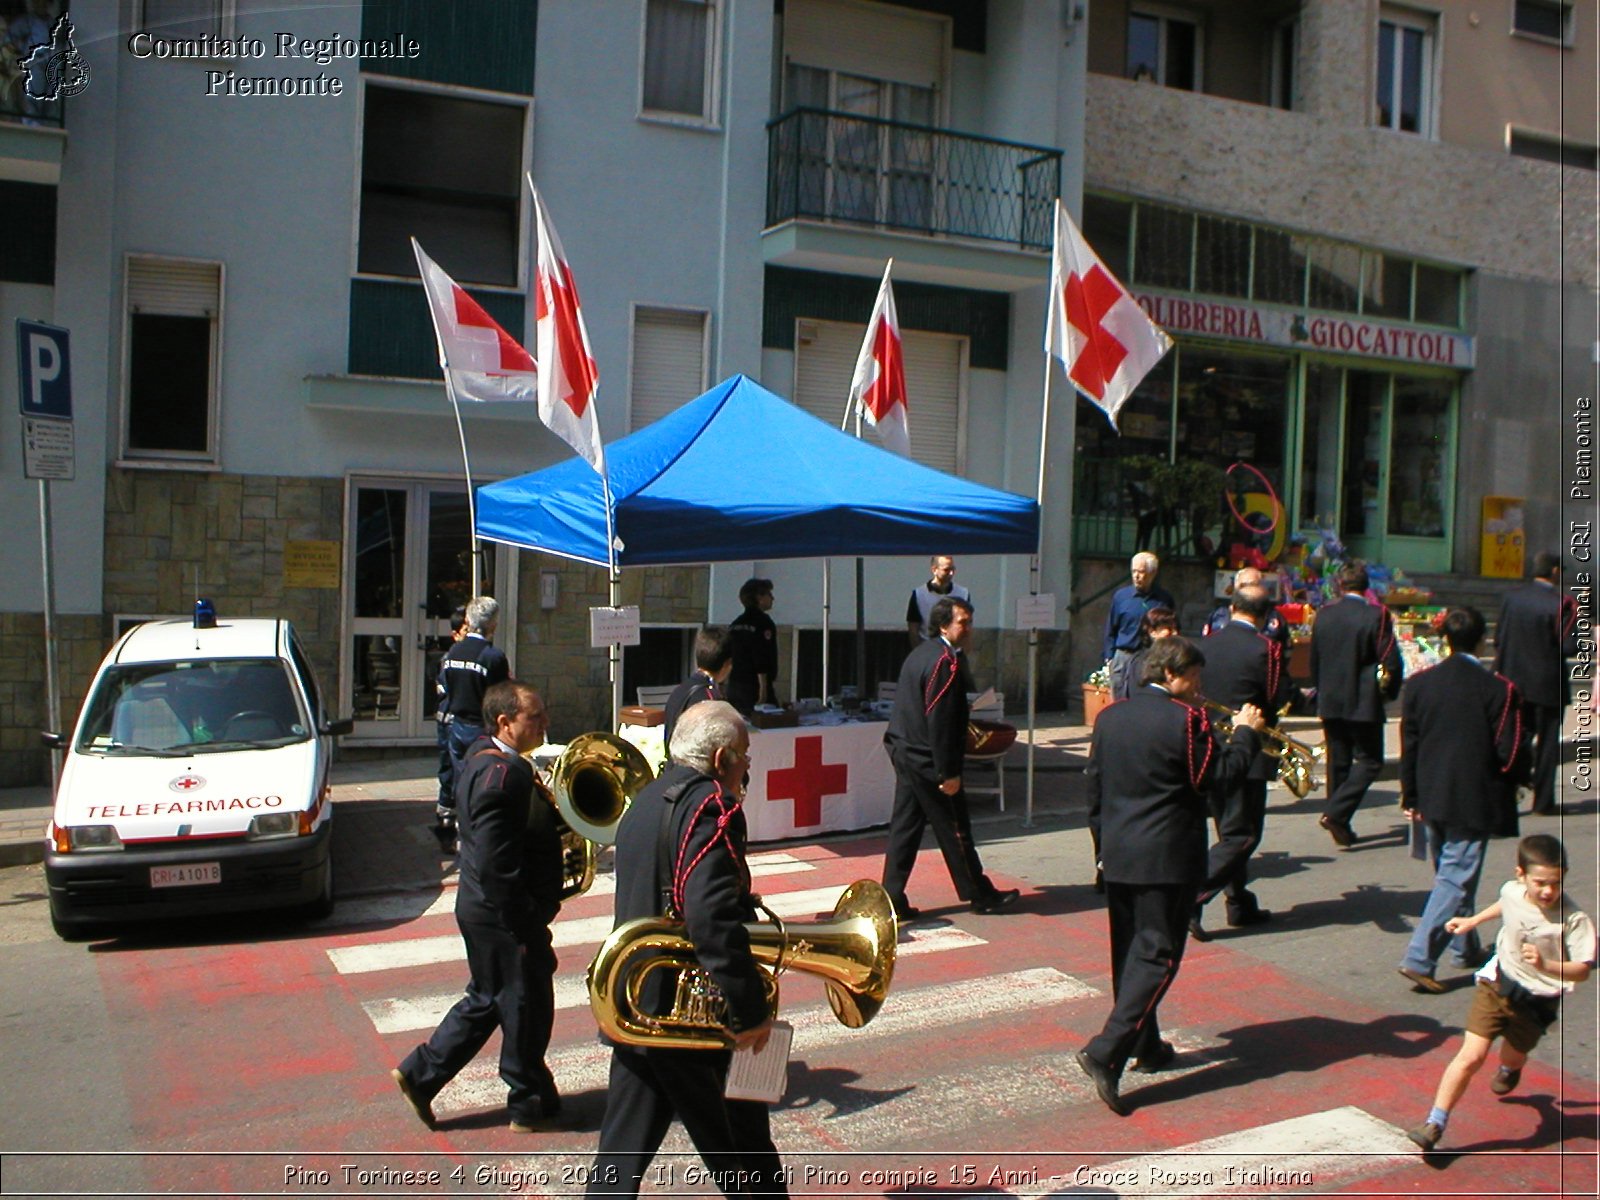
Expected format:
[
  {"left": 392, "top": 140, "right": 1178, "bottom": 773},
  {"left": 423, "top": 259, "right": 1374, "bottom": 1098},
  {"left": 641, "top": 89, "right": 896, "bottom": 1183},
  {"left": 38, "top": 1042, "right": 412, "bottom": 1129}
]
[{"left": 42, "top": 612, "right": 351, "bottom": 939}]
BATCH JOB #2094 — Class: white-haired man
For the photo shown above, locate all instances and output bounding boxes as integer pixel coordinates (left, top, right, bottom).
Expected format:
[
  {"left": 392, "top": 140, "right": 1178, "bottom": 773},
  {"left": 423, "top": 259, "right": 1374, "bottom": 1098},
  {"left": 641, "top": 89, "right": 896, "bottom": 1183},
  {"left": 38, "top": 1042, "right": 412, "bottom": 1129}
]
[{"left": 1102, "top": 552, "right": 1177, "bottom": 702}]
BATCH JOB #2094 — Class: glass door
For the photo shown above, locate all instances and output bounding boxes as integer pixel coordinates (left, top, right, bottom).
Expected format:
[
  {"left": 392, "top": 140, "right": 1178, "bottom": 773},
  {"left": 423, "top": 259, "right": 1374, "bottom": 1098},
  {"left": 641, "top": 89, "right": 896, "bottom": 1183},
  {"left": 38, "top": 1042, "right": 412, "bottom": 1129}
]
[{"left": 346, "top": 480, "right": 511, "bottom": 740}]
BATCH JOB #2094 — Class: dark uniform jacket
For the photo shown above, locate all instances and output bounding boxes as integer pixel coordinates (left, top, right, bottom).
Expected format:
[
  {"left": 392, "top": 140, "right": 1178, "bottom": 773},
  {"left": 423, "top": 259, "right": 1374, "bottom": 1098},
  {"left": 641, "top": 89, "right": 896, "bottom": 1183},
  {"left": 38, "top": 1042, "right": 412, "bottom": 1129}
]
[
  {"left": 1311, "top": 594, "right": 1403, "bottom": 722},
  {"left": 439, "top": 635, "right": 510, "bottom": 724},
  {"left": 1201, "top": 620, "right": 1293, "bottom": 781},
  {"left": 663, "top": 670, "right": 723, "bottom": 751},
  {"left": 884, "top": 635, "right": 972, "bottom": 784},
  {"left": 1087, "top": 686, "right": 1260, "bottom": 886},
  {"left": 1496, "top": 580, "right": 1579, "bottom": 709},
  {"left": 1205, "top": 604, "right": 1291, "bottom": 649},
  {"left": 608, "top": 762, "right": 768, "bottom": 1034},
  {"left": 1401, "top": 655, "right": 1527, "bottom": 837},
  {"left": 453, "top": 737, "right": 563, "bottom": 940},
  {"left": 727, "top": 608, "right": 778, "bottom": 708}
]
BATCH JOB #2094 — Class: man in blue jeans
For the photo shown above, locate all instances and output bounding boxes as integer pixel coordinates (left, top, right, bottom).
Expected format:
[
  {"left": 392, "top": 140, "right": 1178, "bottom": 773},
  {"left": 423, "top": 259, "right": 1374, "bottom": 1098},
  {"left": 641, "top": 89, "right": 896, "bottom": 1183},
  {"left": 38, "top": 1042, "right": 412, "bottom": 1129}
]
[{"left": 1398, "top": 607, "right": 1528, "bottom": 992}]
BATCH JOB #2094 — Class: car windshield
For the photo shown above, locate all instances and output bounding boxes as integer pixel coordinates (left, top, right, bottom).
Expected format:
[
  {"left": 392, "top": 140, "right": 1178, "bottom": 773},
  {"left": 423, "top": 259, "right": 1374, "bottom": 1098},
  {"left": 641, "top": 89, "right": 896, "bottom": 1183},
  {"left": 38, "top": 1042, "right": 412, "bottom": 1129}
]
[{"left": 76, "top": 658, "right": 312, "bottom": 755}]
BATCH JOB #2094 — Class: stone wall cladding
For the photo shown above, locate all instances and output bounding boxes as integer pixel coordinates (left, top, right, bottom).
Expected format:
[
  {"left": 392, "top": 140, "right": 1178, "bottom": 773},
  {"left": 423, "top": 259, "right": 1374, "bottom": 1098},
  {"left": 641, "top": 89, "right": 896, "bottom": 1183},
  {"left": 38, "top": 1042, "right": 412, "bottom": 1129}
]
[
  {"left": 0, "top": 613, "right": 107, "bottom": 787},
  {"left": 1085, "top": 75, "right": 1595, "bottom": 289}
]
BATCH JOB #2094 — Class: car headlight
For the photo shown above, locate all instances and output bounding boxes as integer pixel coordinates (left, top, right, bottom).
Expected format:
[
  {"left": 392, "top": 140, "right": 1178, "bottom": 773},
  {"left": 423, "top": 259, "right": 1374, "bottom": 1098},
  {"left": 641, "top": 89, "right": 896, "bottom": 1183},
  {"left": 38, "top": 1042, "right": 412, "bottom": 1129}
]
[
  {"left": 247, "top": 812, "right": 298, "bottom": 840},
  {"left": 56, "top": 825, "right": 123, "bottom": 853}
]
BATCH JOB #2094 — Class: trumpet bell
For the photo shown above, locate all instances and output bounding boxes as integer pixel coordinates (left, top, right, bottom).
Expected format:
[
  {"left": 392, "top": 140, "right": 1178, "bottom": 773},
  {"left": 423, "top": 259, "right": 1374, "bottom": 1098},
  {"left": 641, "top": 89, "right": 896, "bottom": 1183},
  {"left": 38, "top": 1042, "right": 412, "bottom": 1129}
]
[{"left": 553, "top": 731, "right": 654, "bottom": 846}]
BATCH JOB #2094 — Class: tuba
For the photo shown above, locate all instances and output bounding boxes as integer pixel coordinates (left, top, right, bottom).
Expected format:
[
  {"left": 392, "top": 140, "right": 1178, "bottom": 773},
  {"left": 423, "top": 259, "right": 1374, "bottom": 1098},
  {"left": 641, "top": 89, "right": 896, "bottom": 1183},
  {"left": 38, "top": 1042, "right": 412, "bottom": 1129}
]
[
  {"left": 587, "top": 879, "right": 898, "bottom": 1050},
  {"left": 536, "top": 732, "right": 655, "bottom": 900},
  {"left": 1203, "top": 700, "right": 1326, "bottom": 800}
]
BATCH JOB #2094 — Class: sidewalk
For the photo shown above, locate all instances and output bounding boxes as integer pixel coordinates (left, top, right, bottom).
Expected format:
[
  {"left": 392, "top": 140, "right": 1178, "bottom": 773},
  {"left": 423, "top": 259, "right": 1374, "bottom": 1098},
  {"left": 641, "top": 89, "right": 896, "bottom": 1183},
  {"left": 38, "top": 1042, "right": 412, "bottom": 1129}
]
[{"left": 0, "top": 711, "right": 1097, "bottom": 875}]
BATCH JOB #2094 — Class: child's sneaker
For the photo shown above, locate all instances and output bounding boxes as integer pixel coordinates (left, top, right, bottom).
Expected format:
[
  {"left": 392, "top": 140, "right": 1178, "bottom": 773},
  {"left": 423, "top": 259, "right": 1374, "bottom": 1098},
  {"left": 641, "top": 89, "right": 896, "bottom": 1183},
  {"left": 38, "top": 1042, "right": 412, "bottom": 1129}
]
[
  {"left": 1407, "top": 1121, "right": 1443, "bottom": 1152},
  {"left": 1489, "top": 1067, "right": 1521, "bottom": 1095}
]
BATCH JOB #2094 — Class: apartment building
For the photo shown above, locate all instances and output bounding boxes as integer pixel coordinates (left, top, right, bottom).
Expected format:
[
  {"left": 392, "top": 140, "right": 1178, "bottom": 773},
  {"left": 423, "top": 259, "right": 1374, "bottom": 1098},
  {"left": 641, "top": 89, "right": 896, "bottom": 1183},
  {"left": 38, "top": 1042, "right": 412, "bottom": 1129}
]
[{"left": 0, "top": 0, "right": 1088, "bottom": 782}]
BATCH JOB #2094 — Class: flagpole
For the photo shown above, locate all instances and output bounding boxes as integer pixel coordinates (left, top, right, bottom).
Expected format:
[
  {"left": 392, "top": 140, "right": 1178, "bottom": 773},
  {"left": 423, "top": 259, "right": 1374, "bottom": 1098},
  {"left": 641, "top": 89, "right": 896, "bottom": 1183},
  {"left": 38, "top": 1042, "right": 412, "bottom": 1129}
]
[
  {"left": 442, "top": 372, "right": 483, "bottom": 588},
  {"left": 1026, "top": 329, "right": 1056, "bottom": 830}
]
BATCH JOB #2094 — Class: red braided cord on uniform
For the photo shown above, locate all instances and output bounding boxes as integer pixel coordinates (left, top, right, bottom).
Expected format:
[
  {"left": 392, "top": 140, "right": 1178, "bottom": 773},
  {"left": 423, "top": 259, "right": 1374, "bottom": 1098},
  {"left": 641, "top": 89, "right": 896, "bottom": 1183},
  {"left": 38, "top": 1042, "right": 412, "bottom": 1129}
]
[
  {"left": 1492, "top": 674, "right": 1525, "bottom": 776},
  {"left": 1263, "top": 635, "right": 1282, "bottom": 702},
  {"left": 924, "top": 649, "right": 960, "bottom": 714},
  {"left": 671, "top": 783, "right": 745, "bottom": 917},
  {"left": 1178, "top": 701, "right": 1215, "bottom": 791},
  {"left": 1375, "top": 607, "right": 1396, "bottom": 664},
  {"left": 1560, "top": 595, "right": 1580, "bottom": 640}
]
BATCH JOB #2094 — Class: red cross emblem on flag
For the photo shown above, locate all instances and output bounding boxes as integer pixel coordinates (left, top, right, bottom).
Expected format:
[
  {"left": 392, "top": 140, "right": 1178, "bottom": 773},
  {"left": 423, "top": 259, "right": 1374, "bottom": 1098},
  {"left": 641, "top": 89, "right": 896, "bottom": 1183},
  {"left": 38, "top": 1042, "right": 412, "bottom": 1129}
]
[{"left": 765, "top": 736, "right": 849, "bottom": 828}]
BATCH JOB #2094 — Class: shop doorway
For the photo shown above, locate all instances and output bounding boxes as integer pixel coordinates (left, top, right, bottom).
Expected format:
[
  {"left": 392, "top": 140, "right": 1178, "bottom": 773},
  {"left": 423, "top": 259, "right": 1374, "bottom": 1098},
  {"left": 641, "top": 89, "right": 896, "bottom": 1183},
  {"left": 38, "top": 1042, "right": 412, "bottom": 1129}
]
[{"left": 344, "top": 479, "right": 515, "bottom": 740}]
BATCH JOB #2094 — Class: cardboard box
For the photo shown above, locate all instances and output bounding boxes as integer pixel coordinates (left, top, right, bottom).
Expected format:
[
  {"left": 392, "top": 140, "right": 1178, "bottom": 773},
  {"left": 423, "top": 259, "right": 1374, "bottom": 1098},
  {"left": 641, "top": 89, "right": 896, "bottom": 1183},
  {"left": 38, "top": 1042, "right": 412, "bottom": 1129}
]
[
  {"left": 618, "top": 706, "right": 665, "bottom": 728},
  {"left": 749, "top": 708, "right": 798, "bottom": 729}
]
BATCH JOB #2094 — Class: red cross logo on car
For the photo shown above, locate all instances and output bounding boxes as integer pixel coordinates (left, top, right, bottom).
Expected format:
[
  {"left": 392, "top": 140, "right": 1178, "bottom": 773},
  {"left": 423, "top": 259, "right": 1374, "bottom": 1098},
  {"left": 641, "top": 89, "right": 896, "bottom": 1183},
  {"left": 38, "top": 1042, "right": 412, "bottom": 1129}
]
[{"left": 169, "top": 774, "right": 205, "bottom": 792}]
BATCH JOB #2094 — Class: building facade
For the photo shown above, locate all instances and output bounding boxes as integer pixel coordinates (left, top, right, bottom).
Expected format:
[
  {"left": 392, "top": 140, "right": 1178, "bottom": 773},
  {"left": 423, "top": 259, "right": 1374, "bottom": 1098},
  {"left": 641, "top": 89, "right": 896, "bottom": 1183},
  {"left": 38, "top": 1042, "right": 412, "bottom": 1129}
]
[{"left": 0, "top": 0, "right": 1091, "bottom": 783}]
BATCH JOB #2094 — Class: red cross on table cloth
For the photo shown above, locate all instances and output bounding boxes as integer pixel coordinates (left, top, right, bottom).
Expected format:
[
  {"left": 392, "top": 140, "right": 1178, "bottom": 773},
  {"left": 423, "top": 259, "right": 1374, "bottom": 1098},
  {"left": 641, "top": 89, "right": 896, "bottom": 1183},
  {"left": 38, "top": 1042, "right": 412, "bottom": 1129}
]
[{"left": 765, "top": 735, "right": 849, "bottom": 828}]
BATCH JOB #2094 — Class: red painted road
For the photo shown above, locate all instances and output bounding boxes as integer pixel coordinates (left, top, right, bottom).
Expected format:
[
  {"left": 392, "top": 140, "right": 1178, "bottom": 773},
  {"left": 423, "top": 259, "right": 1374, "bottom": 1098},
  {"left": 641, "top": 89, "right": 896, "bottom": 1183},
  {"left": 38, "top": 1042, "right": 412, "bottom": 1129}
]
[{"left": 57, "top": 837, "right": 1599, "bottom": 1198}]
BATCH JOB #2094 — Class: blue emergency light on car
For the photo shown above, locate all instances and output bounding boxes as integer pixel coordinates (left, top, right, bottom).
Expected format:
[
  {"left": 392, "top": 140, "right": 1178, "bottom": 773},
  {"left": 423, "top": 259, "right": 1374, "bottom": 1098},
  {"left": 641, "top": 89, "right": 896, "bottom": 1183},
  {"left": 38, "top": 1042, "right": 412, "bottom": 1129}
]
[{"left": 193, "top": 598, "right": 217, "bottom": 629}]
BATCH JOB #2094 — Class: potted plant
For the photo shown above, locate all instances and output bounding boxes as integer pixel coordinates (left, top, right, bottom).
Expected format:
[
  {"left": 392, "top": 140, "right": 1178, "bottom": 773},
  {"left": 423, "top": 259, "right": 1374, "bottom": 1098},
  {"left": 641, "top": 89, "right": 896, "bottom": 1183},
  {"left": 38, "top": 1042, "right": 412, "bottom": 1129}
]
[{"left": 1083, "top": 661, "right": 1112, "bottom": 725}]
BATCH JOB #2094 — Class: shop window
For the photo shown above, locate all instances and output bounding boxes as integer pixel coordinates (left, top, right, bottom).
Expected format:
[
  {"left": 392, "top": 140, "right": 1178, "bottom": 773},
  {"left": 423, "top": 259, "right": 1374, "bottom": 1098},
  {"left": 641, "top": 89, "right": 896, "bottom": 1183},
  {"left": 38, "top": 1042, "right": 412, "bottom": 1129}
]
[
  {"left": 1299, "top": 364, "right": 1341, "bottom": 529},
  {"left": 1363, "top": 253, "right": 1412, "bottom": 321},
  {"left": 1132, "top": 204, "right": 1193, "bottom": 290},
  {"left": 1082, "top": 194, "right": 1133, "bottom": 278},
  {"left": 1376, "top": 7, "right": 1436, "bottom": 137},
  {"left": 1512, "top": 0, "right": 1573, "bottom": 44},
  {"left": 1414, "top": 264, "right": 1463, "bottom": 327},
  {"left": 630, "top": 307, "right": 709, "bottom": 431},
  {"left": 1072, "top": 361, "right": 1175, "bottom": 556},
  {"left": 642, "top": 0, "right": 718, "bottom": 122},
  {"left": 1252, "top": 228, "right": 1305, "bottom": 306},
  {"left": 1339, "top": 371, "right": 1387, "bottom": 538},
  {"left": 1387, "top": 378, "right": 1451, "bottom": 537},
  {"left": 1306, "top": 240, "right": 1362, "bottom": 313},
  {"left": 122, "top": 256, "right": 221, "bottom": 463},
  {"left": 358, "top": 84, "right": 525, "bottom": 285},
  {"left": 1126, "top": 8, "right": 1201, "bottom": 91},
  {"left": 1194, "top": 216, "right": 1252, "bottom": 299}
]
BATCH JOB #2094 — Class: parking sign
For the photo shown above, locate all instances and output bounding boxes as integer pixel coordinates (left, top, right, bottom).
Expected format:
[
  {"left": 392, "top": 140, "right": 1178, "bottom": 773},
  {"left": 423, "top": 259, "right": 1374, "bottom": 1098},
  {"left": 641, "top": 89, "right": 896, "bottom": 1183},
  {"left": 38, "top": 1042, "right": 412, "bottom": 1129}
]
[{"left": 16, "top": 319, "right": 72, "bottom": 420}]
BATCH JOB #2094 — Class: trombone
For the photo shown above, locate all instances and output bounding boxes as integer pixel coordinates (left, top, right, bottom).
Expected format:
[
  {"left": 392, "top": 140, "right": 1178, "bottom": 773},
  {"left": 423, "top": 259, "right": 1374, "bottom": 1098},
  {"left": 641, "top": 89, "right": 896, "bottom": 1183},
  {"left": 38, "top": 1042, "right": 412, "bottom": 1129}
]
[{"left": 1202, "top": 699, "right": 1325, "bottom": 800}]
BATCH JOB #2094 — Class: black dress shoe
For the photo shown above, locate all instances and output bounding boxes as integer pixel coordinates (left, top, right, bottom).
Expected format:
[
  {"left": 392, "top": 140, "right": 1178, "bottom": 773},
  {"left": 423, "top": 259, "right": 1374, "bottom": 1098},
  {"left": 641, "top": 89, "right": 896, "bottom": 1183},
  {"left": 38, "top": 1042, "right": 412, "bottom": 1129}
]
[
  {"left": 971, "top": 888, "right": 1021, "bottom": 914},
  {"left": 1319, "top": 814, "right": 1355, "bottom": 849},
  {"left": 1131, "top": 1040, "right": 1176, "bottom": 1073},
  {"left": 1187, "top": 916, "right": 1211, "bottom": 942},
  {"left": 1075, "top": 1049, "right": 1129, "bottom": 1116},
  {"left": 1227, "top": 908, "right": 1273, "bottom": 928},
  {"left": 892, "top": 903, "right": 921, "bottom": 921}
]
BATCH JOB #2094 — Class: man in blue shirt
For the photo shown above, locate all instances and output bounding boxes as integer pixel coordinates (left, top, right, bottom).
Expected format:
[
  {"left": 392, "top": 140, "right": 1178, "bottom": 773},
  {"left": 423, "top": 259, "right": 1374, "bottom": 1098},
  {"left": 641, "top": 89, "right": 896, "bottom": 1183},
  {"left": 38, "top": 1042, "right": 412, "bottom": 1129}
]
[{"left": 1102, "top": 552, "right": 1177, "bottom": 701}]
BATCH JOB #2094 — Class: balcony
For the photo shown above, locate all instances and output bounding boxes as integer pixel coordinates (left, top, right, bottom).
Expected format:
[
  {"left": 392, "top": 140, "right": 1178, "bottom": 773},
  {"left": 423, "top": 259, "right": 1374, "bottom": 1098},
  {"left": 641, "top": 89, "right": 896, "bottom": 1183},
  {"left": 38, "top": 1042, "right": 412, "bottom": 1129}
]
[{"left": 766, "top": 108, "right": 1062, "bottom": 254}]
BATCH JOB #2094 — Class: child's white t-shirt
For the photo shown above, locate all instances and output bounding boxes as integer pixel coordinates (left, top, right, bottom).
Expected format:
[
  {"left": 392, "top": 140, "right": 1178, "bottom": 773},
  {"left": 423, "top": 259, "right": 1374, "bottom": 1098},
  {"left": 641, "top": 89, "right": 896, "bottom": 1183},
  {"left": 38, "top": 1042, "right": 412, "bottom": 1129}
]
[{"left": 1476, "top": 878, "right": 1597, "bottom": 998}]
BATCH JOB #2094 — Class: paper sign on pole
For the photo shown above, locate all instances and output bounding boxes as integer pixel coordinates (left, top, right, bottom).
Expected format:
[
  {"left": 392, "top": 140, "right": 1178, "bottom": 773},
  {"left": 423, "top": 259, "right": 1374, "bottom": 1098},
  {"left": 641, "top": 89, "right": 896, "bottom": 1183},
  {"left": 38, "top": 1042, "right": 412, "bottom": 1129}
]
[
  {"left": 1015, "top": 593, "right": 1056, "bottom": 630},
  {"left": 590, "top": 606, "right": 641, "bottom": 647}
]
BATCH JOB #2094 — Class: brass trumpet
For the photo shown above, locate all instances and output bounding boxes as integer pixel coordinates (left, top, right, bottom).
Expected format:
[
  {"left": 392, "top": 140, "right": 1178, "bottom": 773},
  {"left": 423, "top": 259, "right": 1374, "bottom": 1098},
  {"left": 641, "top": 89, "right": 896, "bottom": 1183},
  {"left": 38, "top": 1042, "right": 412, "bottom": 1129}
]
[
  {"left": 587, "top": 879, "right": 898, "bottom": 1050},
  {"left": 1202, "top": 700, "right": 1326, "bottom": 800},
  {"left": 534, "top": 731, "right": 655, "bottom": 900}
]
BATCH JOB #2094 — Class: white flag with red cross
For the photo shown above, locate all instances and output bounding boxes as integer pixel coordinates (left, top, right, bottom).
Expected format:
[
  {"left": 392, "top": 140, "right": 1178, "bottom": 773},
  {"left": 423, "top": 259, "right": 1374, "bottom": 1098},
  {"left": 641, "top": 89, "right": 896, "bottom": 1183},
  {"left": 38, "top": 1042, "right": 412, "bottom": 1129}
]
[
  {"left": 1044, "top": 199, "right": 1173, "bottom": 430},
  {"left": 413, "top": 238, "right": 539, "bottom": 404},
  {"left": 847, "top": 259, "right": 911, "bottom": 457},
  {"left": 530, "top": 182, "right": 606, "bottom": 476}
]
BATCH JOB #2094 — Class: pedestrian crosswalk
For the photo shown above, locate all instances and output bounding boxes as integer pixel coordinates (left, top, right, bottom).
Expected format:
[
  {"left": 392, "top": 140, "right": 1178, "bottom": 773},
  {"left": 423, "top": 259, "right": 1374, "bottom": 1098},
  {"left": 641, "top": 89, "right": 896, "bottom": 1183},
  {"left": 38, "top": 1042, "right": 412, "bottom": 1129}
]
[{"left": 300, "top": 843, "right": 1591, "bottom": 1197}]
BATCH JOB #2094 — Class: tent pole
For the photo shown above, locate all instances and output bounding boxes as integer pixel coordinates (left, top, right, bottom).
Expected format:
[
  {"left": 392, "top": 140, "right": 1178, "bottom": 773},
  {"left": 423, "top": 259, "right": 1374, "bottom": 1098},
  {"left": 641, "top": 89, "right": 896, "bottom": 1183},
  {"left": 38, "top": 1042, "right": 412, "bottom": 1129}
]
[
  {"left": 821, "top": 558, "right": 831, "bottom": 704},
  {"left": 603, "top": 473, "right": 622, "bottom": 733},
  {"left": 1026, "top": 352, "right": 1055, "bottom": 828}
]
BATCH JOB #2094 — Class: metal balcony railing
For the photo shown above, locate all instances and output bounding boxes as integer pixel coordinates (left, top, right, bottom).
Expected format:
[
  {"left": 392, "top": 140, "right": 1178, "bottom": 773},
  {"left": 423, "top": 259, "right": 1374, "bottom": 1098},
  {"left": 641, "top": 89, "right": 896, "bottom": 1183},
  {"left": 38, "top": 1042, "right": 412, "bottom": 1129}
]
[{"left": 766, "top": 108, "right": 1062, "bottom": 251}]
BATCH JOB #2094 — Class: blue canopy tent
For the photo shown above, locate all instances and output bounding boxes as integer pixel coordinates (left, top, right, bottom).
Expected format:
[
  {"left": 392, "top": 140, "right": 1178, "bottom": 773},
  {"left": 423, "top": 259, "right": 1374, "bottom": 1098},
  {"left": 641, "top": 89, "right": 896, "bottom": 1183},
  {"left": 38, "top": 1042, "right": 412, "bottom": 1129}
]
[{"left": 475, "top": 374, "right": 1040, "bottom": 565}]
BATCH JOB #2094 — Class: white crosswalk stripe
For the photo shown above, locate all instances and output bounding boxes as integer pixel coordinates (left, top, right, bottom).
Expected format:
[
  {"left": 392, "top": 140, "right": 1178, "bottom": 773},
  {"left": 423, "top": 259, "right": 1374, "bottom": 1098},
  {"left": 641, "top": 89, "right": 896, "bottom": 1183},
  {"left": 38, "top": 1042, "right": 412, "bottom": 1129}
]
[
  {"left": 362, "top": 924, "right": 986, "bottom": 1035},
  {"left": 429, "top": 967, "right": 1096, "bottom": 1119},
  {"left": 327, "top": 882, "right": 872, "bottom": 976}
]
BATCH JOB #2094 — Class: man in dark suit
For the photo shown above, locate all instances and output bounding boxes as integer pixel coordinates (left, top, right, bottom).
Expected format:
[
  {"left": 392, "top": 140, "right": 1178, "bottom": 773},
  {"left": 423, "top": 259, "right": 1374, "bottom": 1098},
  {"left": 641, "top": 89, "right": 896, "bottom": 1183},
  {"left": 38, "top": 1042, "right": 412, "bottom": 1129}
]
[
  {"left": 1192, "top": 585, "right": 1292, "bottom": 939},
  {"left": 1078, "top": 637, "right": 1264, "bottom": 1115},
  {"left": 663, "top": 626, "right": 733, "bottom": 750},
  {"left": 880, "top": 596, "right": 1019, "bottom": 919},
  {"left": 588, "top": 702, "right": 787, "bottom": 1200},
  {"left": 1310, "top": 563, "right": 1403, "bottom": 848},
  {"left": 392, "top": 681, "right": 564, "bottom": 1132},
  {"left": 1398, "top": 607, "right": 1527, "bottom": 992},
  {"left": 1496, "top": 552, "right": 1579, "bottom": 815}
]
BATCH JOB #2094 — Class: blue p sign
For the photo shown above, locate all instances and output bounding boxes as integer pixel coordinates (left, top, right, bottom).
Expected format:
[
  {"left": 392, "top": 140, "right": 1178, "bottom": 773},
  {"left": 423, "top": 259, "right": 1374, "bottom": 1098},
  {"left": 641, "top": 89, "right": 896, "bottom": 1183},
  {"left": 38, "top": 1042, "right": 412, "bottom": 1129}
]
[{"left": 16, "top": 320, "right": 72, "bottom": 420}]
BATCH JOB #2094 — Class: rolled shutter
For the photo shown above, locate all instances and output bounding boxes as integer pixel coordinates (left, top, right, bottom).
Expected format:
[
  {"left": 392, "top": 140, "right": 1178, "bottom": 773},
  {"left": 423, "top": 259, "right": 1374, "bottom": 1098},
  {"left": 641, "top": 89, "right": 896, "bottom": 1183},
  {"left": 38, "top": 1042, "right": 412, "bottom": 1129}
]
[{"left": 630, "top": 307, "right": 708, "bottom": 430}]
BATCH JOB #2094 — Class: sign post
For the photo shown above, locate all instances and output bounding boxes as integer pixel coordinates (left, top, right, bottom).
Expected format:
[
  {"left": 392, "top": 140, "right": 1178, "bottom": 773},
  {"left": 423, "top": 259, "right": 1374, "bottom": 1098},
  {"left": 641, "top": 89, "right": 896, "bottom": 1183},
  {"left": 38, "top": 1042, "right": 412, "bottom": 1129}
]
[{"left": 17, "top": 319, "right": 73, "bottom": 789}]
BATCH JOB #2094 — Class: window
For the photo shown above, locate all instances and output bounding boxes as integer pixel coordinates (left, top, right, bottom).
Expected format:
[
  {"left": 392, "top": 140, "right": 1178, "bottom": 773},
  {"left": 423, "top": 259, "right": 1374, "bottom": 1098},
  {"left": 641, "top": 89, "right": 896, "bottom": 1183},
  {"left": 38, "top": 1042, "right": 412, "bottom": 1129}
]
[
  {"left": 1376, "top": 8, "right": 1435, "bottom": 136},
  {"left": 1509, "top": 128, "right": 1599, "bottom": 170},
  {"left": 122, "top": 256, "right": 221, "bottom": 462},
  {"left": 1511, "top": 0, "right": 1573, "bottom": 43},
  {"left": 630, "top": 307, "right": 709, "bottom": 430},
  {"left": 138, "top": 0, "right": 234, "bottom": 40},
  {"left": 1126, "top": 8, "right": 1201, "bottom": 91},
  {"left": 641, "top": 0, "right": 718, "bottom": 122},
  {"left": 358, "top": 83, "right": 525, "bottom": 286},
  {"left": 1132, "top": 203, "right": 1194, "bottom": 290},
  {"left": 1269, "top": 18, "right": 1298, "bottom": 110}
]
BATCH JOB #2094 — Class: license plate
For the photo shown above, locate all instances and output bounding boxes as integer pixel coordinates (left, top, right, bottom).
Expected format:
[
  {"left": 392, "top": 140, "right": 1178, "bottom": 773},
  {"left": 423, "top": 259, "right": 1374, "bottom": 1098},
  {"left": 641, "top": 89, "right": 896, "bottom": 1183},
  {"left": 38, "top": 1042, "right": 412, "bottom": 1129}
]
[{"left": 150, "top": 863, "right": 221, "bottom": 888}]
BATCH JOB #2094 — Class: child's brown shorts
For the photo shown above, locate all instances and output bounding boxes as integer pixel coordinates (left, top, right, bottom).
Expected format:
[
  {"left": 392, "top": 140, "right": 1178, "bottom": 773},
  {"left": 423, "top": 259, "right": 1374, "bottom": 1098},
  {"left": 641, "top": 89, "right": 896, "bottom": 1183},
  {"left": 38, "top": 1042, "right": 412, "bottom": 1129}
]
[{"left": 1465, "top": 979, "right": 1556, "bottom": 1054}]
